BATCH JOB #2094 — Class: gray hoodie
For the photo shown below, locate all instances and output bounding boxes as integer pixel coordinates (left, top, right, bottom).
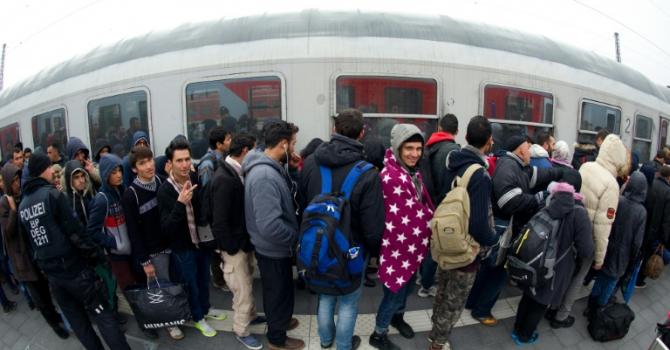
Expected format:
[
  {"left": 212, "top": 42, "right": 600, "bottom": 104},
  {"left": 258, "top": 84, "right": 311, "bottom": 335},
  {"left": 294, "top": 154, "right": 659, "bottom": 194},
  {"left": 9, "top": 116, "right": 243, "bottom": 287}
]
[{"left": 243, "top": 149, "right": 299, "bottom": 258}]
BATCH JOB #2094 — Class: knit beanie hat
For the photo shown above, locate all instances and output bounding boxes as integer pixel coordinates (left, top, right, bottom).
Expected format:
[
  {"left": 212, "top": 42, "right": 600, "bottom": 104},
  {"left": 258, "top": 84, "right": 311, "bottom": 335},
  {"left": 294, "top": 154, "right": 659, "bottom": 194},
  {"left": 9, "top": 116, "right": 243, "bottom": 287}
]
[
  {"left": 28, "top": 152, "right": 51, "bottom": 178},
  {"left": 505, "top": 135, "right": 527, "bottom": 152},
  {"left": 390, "top": 124, "right": 424, "bottom": 161}
]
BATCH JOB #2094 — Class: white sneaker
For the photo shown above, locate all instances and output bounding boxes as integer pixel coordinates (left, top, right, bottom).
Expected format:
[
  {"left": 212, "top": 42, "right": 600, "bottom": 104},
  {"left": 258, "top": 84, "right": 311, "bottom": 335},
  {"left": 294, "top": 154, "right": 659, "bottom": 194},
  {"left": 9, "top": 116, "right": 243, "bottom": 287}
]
[
  {"left": 205, "top": 308, "right": 227, "bottom": 321},
  {"left": 167, "top": 326, "right": 184, "bottom": 340},
  {"left": 194, "top": 319, "right": 217, "bottom": 337},
  {"left": 417, "top": 286, "right": 437, "bottom": 298}
]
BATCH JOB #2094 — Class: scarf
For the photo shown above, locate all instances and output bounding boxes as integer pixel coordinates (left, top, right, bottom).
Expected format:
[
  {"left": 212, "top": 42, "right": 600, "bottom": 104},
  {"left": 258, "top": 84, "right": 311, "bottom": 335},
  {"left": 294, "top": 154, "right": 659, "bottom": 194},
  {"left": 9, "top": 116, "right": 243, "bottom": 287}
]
[
  {"left": 167, "top": 173, "right": 198, "bottom": 245},
  {"left": 225, "top": 156, "right": 244, "bottom": 184},
  {"left": 133, "top": 176, "right": 158, "bottom": 192}
]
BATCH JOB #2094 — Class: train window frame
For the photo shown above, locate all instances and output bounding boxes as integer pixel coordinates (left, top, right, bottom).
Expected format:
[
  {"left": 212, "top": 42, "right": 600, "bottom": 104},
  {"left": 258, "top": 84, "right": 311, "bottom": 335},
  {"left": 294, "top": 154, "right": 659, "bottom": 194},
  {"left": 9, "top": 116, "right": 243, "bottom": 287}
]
[
  {"left": 30, "top": 105, "right": 69, "bottom": 152},
  {"left": 181, "top": 72, "right": 286, "bottom": 159},
  {"left": 479, "top": 83, "right": 555, "bottom": 128},
  {"left": 85, "top": 86, "right": 153, "bottom": 157},
  {"left": 577, "top": 99, "right": 622, "bottom": 139},
  {"left": 633, "top": 113, "right": 653, "bottom": 163},
  {"left": 0, "top": 122, "right": 21, "bottom": 160}
]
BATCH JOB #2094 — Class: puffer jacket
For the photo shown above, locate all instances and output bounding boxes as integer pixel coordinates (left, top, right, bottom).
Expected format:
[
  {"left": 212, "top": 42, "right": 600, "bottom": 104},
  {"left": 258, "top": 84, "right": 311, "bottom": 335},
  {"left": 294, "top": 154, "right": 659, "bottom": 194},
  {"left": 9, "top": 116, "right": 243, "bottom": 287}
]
[
  {"left": 602, "top": 171, "right": 647, "bottom": 278},
  {"left": 529, "top": 144, "right": 552, "bottom": 169},
  {"left": 578, "top": 134, "right": 629, "bottom": 265}
]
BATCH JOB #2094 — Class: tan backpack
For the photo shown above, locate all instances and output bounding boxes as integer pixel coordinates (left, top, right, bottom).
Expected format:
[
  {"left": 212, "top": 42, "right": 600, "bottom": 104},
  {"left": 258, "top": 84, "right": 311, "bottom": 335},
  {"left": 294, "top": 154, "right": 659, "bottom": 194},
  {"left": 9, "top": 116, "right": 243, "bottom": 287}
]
[{"left": 430, "top": 164, "right": 481, "bottom": 270}]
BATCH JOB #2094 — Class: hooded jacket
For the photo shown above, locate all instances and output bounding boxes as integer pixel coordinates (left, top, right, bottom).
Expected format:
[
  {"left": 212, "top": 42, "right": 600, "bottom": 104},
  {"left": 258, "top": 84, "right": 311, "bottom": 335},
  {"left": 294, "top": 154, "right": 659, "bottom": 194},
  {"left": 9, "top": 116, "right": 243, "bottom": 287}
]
[
  {"left": 426, "top": 131, "right": 460, "bottom": 204},
  {"left": 64, "top": 160, "right": 95, "bottom": 227},
  {"left": 378, "top": 125, "right": 434, "bottom": 293},
  {"left": 63, "top": 137, "right": 102, "bottom": 189},
  {"left": 210, "top": 157, "right": 252, "bottom": 255},
  {"left": 299, "top": 134, "right": 385, "bottom": 256},
  {"left": 529, "top": 144, "right": 552, "bottom": 169},
  {"left": 122, "top": 131, "right": 150, "bottom": 187},
  {"left": 572, "top": 143, "right": 597, "bottom": 170},
  {"left": 644, "top": 176, "right": 670, "bottom": 249},
  {"left": 86, "top": 154, "right": 126, "bottom": 255},
  {"left": 525, "top": 184, "right": 594, "bottom": 306},
  {"left": 0, "top": 163, "right": 39, "bottom": 281},
  {"left": 602, "top": 171, "right": 647, "bottom": 278},
  {"left": 578, "top": 134, "right": 629, "bottom": 265},
  {"left": 243, "top": 149, "right": 299, "bottom": 258}
]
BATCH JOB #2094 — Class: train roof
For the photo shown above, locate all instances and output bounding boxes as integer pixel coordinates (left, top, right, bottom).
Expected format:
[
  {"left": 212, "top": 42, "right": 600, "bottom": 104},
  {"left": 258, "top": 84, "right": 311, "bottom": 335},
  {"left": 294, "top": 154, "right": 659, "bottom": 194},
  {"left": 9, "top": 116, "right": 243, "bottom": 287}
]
[{"left": 0, "top": 9, "right": 668, "bottom": 106}]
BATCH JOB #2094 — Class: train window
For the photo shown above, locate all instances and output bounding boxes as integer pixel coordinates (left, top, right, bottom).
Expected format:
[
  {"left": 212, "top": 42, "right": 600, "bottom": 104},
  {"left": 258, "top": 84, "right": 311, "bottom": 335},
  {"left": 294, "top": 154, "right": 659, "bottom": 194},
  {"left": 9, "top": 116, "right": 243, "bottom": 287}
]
[
  {"left": 361, "top": 117, "right": 438, "bottom": 149},
  {"left": 633, "top": 114, "right": 653, "bottom": 163},
  {"left": 32, "top": 108, "right": 67, "bottom": 153},
  {"left": 336, "top": 76, "right": 437, "bottom": 115},
  {"left": 185, "top": 76, "right": 282, "bottom": 159},
  {"left": 483, "top": 85, "right": 553, "bottom": 125},
  {"left": 87, "top": 91, "right": 150, "bottom": 158},
  {"left": 0, "top": 123, "right": 20, "bottom": 161},
  {"left": 489, "top": 123, "right": 553, "bottom": 153},
  {"left": 579, "top": 101, "right": 621, "bottom": 144}
]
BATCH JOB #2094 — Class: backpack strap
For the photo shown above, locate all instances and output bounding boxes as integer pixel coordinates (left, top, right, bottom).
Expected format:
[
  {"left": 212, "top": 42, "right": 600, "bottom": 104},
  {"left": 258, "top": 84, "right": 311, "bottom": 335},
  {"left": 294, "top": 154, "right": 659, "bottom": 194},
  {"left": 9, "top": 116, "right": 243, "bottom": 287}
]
[
  {"left": 319, "top": 166, "right": 333, "bottom": 194},
  {"left": 341, "top": 161, "right": 373, "bottom": 199},
  {"left": 457, "top": 164, "right": 483, "bottom": 189}
]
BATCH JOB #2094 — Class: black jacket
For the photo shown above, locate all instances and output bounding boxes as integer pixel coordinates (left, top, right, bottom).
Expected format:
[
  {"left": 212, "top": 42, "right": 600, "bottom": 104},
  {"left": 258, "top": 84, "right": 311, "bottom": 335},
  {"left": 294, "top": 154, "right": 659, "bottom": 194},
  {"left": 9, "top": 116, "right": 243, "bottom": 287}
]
[
  {"left": 64, "top": 160, "right": 95, "bottom": 227},
  {"left": 157, "top": 172, "right": 200, "bottom": 251},
  {"left": 210, "top": 159, "right": 253, "bottom": 255},
  {"left": 18, "top": 177, "right": 104, "bottom": 278},
  {"left": 427, "top": 137, "right": 460, "bottom": 204},
  {"left": 644, "top": 176, "right": 670, "bottom": 248},
  {"left": 602, "top": 172, "right": 647, "bottom": 278},
  {"left": 525, "top": 190, "right": 594, "bottom": 306},
  {"left": 571, "top": 143, "right": 597, "bottom": 170},
  {"left": 299, "top": 134, "right": 384, "bottom": 256}
]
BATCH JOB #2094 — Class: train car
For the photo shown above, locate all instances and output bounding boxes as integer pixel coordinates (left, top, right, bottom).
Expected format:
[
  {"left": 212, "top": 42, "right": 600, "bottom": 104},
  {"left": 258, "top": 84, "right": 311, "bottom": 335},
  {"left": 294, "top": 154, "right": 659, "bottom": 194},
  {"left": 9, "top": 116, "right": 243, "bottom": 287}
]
[{"left": 0, "top": 10, "right": 669, "bottom": 163}]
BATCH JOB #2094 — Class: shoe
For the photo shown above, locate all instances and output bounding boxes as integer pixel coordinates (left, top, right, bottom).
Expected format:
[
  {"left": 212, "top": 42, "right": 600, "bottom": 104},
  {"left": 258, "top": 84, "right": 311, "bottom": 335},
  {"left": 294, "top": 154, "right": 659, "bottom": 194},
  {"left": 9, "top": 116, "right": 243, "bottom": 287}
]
[
  {"left": 167, "top": 326, "right": 185, "bottom": 340},
  {"left": 194, "top": 319, "right": 217, "bottom": 337},
  {"left": 320, "top": 341, "right": 333, "bottom": 349},
  {"left": 369, "top": 332, "right": 401, "bottom": 350},
  {"left": 635, "top": 281, "right": 647, "bottom": 289},
  {"left": 205, "top": 309, "right": 227, "bottom": 321},
  {"left": 52, "top": 325, "right": 70, "bottom": 339},
  {"left": 237, "top": 334, "right": 263, "bottom": 350},
  {"left": 390, "top": 314, "right": 415, "bottom": 339},
  {"left": 473, "top": 314, "right": 498, "bottom": 326},
  {"left": 250, "top": 315, "right": 268, "bottom": 325},
  {"left": 288, "top": 317, "right": 299, "bottom": 331},
  {"left": 511, "top": 331, "right": 538, "bottom": 345},
  {"left": 141, "top": 328, "right": 159, "bottom": 340},
  {"left": 544, "top": 309, "right": 557, "bottom": 321},
  {"left": 550, "top": 316, "right": 575, "bottom": 329},
  {"left": 2, "top": 301, "right": 16, "bottom": 314},
  {"left": 429, "top": 340, "right": 452, "bottom": 350},
  {"left": 268, "top": 336, "right": 305, "bottom": 350},
  {"left": 212, "top": 280, "right": 231, "bottom": 292},
  {"left": 417, "top": 286, "right": 437, "bottom": 298},
  {"left": 351, "top": 335, "right": 361, "bottom": 350}
]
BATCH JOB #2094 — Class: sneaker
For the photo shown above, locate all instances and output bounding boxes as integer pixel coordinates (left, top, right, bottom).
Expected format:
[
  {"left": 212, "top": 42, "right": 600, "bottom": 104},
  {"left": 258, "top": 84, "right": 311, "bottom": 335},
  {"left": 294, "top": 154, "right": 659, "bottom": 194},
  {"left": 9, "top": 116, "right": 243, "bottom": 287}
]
[
  {"left": 288, "top": 317, "right": 299, "bottom": 331},
  {"left": 167, "top": 326, "right": 184, "bottom": 340},
  {"left": 351, "top": 335, "right": 361, "bottom": 350},
  {"left": 429, "top": 340, "right": 452, "bottom": 350},
  {"left": 268, "top": 336, "right": 305, "bottom": 350},
  {"left": 511, "top": 331, "right": 538, "bottom": 345},
  {"left": 390, "top": 314, "right": 415, "bottom": 339},
  {"left": 635, "top": 281, "right": 647, "bottom": 289},
  {"left": 237, "top": 334, "right": 263, "bottom": 350},
  {"left": 369, "top": 332, "right": 401, "bottom": 350},
  {"left": 549, "top": 316, "right": 575, "bottom": 329},
  {"left": 205, "top": 309, "right": 227, "bottom": 321},
  {"left": 250, "top": 315, "right": 268, "bottom": 325},
  {"left": 141, "top": 328, "right": 159, "bottom": 340},
  {"left": 194, "top": 319, "right": 217, "bottom": 337},
  {"left": 473, "top": 314, "right": 498, "bottom": 327},
  {"left": 417, "top": 286, "right": 437, "bottom": 298},
  {"left": 2, "top": 301, "right": 16, "bottom": 314}
]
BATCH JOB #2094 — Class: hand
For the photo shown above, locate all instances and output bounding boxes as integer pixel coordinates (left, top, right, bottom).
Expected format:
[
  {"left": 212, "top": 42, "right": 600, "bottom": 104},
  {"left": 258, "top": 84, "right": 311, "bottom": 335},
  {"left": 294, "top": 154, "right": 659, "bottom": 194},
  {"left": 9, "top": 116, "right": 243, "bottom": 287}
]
[
  {"left": 84, "top": 159, "right": 95, "bottom": 174},
  {"left": 6, "top": 196, "right": 15, "bottom": 211},
  {"left": 177, "top": 181, "right": 197, "bottom": 204},
  {"left": 143, "top": 263, "right": 156, "bottom": 279},
  {"left": 593, "top": 263, "right": 603, "bottom": 270}
]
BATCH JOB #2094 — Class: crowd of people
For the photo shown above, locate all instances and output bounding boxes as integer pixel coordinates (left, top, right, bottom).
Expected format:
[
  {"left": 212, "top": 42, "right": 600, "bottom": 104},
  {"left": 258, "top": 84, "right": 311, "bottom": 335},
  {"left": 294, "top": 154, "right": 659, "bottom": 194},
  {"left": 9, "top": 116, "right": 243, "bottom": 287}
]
[{"left": 0, "top": 109, "right": 668, "bottom": 350}]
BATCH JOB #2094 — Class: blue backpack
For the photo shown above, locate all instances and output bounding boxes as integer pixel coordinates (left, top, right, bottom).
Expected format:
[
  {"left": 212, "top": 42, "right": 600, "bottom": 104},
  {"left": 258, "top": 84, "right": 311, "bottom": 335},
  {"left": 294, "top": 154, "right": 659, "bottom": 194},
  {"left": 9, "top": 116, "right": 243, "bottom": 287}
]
[{"left": 297, "top": 160, "right": 373, "bottom": 295}]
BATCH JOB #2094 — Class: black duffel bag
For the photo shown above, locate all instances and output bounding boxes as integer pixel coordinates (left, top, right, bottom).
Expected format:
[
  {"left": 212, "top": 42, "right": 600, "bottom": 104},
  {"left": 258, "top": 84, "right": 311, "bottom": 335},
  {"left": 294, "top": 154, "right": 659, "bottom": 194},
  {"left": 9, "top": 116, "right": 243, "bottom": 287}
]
[
  {"left": 588, "top": 302, "right": 635, "bottom": 342},
  {"left": 124, "top": 279, "right": 192, "bottom": 329}
]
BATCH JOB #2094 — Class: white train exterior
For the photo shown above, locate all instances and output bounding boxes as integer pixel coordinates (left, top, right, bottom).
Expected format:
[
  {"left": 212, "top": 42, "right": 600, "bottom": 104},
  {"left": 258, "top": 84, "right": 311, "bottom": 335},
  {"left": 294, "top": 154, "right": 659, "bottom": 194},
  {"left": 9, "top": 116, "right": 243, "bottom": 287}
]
[{"left": 0, "top": 10, "right": 669, "bottom": 162}]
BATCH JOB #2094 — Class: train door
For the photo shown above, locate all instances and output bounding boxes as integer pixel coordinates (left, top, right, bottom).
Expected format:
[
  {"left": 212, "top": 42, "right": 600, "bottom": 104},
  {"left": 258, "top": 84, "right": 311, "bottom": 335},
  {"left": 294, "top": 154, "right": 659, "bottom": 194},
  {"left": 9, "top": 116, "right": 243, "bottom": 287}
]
[{"left": 660, "top": 116, "right": 670, "bottom": 150}]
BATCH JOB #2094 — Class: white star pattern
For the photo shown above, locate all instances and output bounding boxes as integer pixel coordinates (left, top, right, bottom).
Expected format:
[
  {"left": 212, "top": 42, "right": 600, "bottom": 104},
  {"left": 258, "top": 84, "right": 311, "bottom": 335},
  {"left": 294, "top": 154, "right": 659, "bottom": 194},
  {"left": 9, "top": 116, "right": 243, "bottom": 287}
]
[
  {"left": 401, "top": 260, "right": 410, "bottom": 269},
  {"left": 417, "top": 254, "right": 424, "bottom": 262},
  {"left": 382, "top": 174, "right": 392, "bottom": 184},
  {"left": 401, "top": 216, "right": 410, "bottom": 225},
  {"left": 389, "top": 204, "right": 399, "bottom": 215},
  {"left": 422, "top": 237, "right": 429, "bottom": 246},
  {"left": 416, "top": 209, "right": 425, "bottom": 219},
  {"left": 382, "top": 238, "right": 390, "bottom": 247},
  {"left": 393, "top": 186, "right": 403, "bottom": 196},
  {"left": 379, "top": 255, "right": 385, "bottom": 265},
  {"left": 397, "top": 233, "right": 407, "bottom": 244},
  {"left": 412, "top": 226, "right": 422, "bottom": 237},
  {"left": 408, "top": 244, "right": 417, "bottom": 254},
  {"left": 391, "top": 250, "right": 401, "bottom": 259},
  {"left": 405, "top": 197, "right": 415, "bottom": 208},
  {"left": 385, "top": 221, "right": 395, "bottom": 232},
  {"left": 386, "top": 265, "right": 395, "bottom": 275},
  {"left": 399, "top": 173, "right": 408, "bottom": 183},
  {"left": 396, "top": 276, "right": 406, "bottom": 285},
  {"left": 426, "top": 221, "right": 431, "bottom": 228}
]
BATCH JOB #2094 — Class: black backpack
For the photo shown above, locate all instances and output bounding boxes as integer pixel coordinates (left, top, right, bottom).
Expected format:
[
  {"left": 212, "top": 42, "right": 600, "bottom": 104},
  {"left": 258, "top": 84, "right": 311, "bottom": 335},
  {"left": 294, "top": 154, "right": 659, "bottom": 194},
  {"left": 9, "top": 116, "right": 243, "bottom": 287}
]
[{"left": 588, "top": 303, "right": 635, "bottom": 342}]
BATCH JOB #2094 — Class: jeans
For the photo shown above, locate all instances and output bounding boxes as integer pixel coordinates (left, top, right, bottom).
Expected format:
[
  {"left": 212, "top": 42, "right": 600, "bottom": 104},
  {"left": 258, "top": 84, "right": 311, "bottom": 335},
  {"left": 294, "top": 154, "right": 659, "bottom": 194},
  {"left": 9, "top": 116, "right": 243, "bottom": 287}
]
[
  {"left": 465, "top": 260, "right": 507, "bottom": 318},
  {"left": 256, "top": 253, "right": 295, "bottom": 346},
  {"left": 172, "top": 248, "right": 212, "bottom": 322},
  {"left": 590, "top": 273, "right": 619, "bottom": 306},
  {"left": 375, "top": 273, "right": 417, "bottom": 334},
  {"left": 317, "top": 284, "right": 363, "bottom": 350},
  {"left": 513, "top": 293, "right": 547, "bottom": 341},
  {"left": 419, "top": 250, "right": 438, "bottom": 289}
]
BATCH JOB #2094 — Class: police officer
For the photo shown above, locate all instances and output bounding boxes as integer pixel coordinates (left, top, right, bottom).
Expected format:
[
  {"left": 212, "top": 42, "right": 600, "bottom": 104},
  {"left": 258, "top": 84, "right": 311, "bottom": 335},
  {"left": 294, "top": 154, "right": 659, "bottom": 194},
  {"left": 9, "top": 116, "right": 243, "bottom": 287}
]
[{"left": 18, "top": 152, "right": 130, "bottom": 350}]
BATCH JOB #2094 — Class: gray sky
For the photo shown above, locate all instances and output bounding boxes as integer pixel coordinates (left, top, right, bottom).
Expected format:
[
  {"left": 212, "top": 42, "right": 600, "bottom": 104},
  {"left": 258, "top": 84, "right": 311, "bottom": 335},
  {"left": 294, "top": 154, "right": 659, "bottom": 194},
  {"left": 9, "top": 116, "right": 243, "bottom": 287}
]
[{"left": 1, "top": 0, "right": 669, "bottom": 90}]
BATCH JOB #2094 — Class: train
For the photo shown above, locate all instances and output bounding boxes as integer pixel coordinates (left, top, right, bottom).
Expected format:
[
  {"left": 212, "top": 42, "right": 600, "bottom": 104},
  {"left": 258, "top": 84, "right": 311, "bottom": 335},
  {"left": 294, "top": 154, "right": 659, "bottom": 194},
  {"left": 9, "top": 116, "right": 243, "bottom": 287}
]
[{"left": 0, "top": 9, "right": 669, "bottom": 163}]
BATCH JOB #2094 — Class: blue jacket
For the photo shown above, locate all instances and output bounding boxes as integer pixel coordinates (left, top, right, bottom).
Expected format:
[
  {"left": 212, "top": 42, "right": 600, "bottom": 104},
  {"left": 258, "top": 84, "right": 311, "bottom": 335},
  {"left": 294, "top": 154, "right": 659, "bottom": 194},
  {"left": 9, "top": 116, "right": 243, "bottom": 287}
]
[
  {"left": 66, "top": 137, "right": 89, "bottom": 160},
  {"left": 86, "top": 154, "right": 125, "bottom": 253},
  {"left": 243, "top": 150, "right": 299, "bottom": 258},
  {"left": 122, "top": 131, "right": 150, "bottom": 187}
]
